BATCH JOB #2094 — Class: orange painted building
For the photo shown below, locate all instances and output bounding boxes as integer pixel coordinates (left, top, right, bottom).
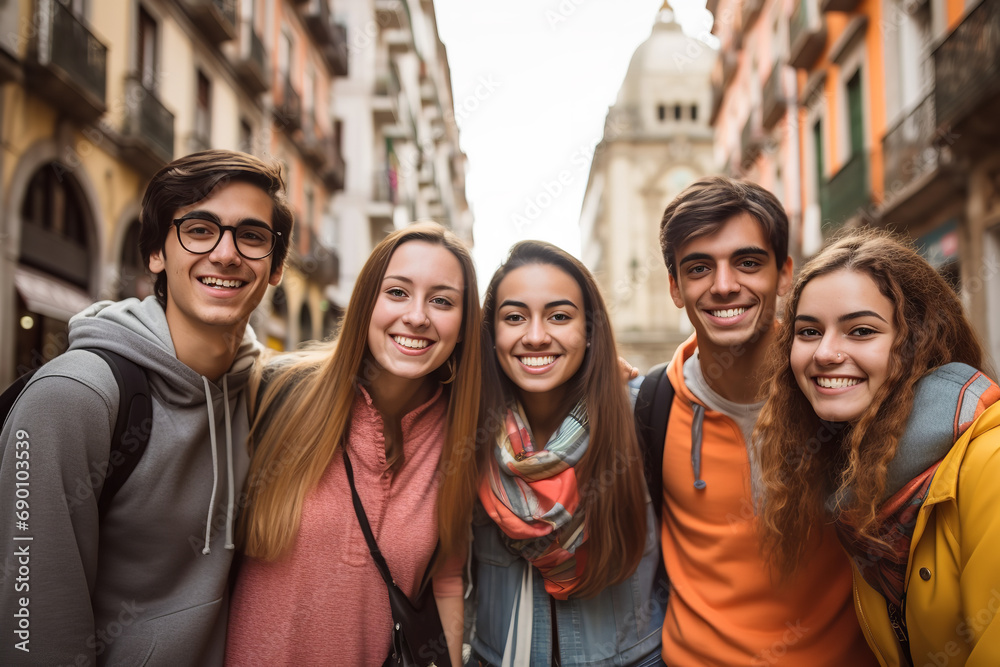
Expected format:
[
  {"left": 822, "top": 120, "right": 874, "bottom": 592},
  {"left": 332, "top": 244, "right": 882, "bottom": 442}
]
[
  {"left": 792, "top": 0, "right": 1000, "bottom": 368},
  {"left": 708, "top": 0, "right": 808, "bottom": 260},
  {"left": 711, "top": 0, "right": 1000, "bottom": 368}
]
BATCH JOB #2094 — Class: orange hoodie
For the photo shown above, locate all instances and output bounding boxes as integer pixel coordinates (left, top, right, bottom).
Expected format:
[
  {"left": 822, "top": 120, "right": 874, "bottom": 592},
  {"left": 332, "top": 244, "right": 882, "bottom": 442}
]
[{"left": 660, "top": 335, "right": 877, "bottom": 666}]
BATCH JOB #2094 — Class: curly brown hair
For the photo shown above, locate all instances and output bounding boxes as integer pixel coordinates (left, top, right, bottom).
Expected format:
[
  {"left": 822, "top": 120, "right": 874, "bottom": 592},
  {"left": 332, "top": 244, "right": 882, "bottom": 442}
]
[{"left": 754, "top": 228, "right": 984, "bottom": 577}]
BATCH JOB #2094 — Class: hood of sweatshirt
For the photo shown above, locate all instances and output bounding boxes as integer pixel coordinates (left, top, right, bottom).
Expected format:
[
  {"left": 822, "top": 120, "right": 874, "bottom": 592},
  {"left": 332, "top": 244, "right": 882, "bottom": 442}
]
[
  {"left": 67, "top": 296, "right": 260, "bottom": 553},
  {"left": 881, "top": 362, "right": 1000, "bottom": 502},
  {"left": 67, "top": 296, "right": 258, "bottom": 406}
]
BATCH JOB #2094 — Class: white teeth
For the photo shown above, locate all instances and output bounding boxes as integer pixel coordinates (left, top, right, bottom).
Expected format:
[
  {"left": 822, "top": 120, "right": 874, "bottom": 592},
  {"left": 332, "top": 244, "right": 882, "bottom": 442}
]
[
  {"left": 520, "top": 356, "right": 555, "bottom": 367},
  {"left": 200, "top": 277, "right": 244, "bottom": 288},
  {"left": 710, "top": 307, "right": 747, "bottom": 318},
  {"left": 816, "top": 377, "right": 862, "bottom": 389},
  {"left": 393, "top": 336, "right": 429, "bottom": 349}
]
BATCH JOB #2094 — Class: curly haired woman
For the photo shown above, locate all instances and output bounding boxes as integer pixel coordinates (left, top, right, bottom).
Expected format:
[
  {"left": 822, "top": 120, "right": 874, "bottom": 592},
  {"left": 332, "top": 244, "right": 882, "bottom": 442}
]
[{"left": 754, "top": 229, "right": 1000, "bottom": 666}]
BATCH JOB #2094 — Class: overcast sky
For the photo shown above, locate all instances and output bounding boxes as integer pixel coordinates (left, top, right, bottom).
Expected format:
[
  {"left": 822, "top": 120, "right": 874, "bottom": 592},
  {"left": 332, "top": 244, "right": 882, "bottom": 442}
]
[{"left": 433, "top": 0, "right": 714, "bottom": 284}]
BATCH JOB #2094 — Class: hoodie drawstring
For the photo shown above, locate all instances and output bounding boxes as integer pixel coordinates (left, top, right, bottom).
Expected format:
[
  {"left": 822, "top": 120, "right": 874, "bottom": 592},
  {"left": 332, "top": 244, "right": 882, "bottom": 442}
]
[
  {"left": 691, "top": 403, "right": 707, "bottom": 490},
  {"left": 223, "top": 375, "right": 235, "bottom": 549},
  {"left": 202, "top": 376, "right": 219, "bottom": 555},
  {"left": 200, "top": 375, "right": 237, "bottom": 555}
]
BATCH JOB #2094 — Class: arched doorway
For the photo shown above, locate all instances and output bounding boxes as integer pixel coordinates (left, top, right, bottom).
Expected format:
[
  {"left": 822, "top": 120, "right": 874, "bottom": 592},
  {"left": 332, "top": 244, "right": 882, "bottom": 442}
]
[
  {"left": 14, "top": 162, "right": 96, "bottom": 374},
  {"left": 267, "top": 285, "right": 289, "bottom": 351},
  {"left": 117, "top": 219, "right": 154, "bottom": 300},
  {"left": 299, "top": 303, "right": 314, "bottom": 346}
]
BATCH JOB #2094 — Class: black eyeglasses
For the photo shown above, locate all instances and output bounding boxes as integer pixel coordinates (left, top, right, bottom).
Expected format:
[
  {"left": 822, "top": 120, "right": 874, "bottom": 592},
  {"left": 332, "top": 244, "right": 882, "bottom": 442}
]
[{"left": 172, "top": 214, "right": 281, "bottom": 260}]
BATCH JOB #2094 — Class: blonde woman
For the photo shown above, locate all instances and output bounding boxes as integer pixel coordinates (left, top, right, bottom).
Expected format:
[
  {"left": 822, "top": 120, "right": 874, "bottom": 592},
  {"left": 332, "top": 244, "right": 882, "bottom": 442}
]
[{"left": 226, "top": 222, "right": 481, "bottom": 666}]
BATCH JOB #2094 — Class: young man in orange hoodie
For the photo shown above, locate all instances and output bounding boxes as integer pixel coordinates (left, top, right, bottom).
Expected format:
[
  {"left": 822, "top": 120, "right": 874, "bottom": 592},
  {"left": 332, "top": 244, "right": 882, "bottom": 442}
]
[{"left": 653, "top": 176, "right": 876, "bottom": 665}]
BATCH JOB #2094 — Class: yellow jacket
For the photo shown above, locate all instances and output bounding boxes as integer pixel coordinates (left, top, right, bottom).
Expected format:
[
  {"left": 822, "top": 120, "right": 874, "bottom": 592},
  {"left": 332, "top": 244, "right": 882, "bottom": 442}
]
[{"left": 854, "top": 399, "right": 1000, "bottom": 666}]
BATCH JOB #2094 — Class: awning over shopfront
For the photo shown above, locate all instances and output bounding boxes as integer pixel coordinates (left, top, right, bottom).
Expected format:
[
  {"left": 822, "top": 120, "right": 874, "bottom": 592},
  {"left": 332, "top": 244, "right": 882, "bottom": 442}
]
[{"left": 14, "top": 265, "right": 94, "bottom": 322}]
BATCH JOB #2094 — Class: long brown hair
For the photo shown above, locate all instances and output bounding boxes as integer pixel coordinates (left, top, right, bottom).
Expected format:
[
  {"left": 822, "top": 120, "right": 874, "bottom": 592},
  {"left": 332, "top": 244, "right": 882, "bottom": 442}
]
[
  {"left": 755, "top": 228, "right": 984, "bottom": 576},
  {"left": 239, "top": 222, "right": 482, "bottom": 565},
  {"left": 480, "top": 240, "right": 648, "bottom": 598}
]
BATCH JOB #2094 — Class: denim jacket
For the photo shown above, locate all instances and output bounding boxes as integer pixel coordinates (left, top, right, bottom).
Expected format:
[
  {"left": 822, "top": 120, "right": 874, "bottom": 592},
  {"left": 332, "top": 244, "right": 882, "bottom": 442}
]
[{"left": 469, "top": 499, "right": 665, "bottom": 666}]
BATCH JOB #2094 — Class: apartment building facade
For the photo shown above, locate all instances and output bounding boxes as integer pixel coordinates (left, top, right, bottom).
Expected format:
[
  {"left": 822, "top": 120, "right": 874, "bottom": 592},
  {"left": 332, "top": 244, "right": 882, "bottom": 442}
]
[
  {"left": 0, "top": 0, "right": 350, "bottom": 383},
  {"left": 708, "top": 0, "right": 1000, "bottom": 368},
  {"left": 330, "top": 0, "right": 471, "bottom": 302}
]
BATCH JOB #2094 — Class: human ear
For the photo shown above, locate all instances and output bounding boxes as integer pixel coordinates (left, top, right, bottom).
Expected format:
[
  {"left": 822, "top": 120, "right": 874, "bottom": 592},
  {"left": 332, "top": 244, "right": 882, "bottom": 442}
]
[
  {"left": 777, "top": 256, "right": 793, "bottom": 297},
  {"left": 268, "top": 263, "right": 285, "bottom": 287},
  {"left": 669, "top": 274, "right": 684, "bottom": 308},
  {"left": 148, "top": 248, "right": 166, "bottom": 274}
]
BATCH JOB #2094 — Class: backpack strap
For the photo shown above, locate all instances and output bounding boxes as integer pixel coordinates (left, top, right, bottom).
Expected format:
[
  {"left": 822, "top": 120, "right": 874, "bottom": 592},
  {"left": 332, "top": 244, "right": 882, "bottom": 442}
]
[
  {"left": 89, "top": 349, "right": 152, "bottom": 517},
  {"left": 635, "top": 362, "right": 674, "bottom": 523},
  {"left": 2, "top": 350, "right": 152, "bottom": 518},
  {"left": 0, "top": 370, "right": 37, "bottom": 433}
]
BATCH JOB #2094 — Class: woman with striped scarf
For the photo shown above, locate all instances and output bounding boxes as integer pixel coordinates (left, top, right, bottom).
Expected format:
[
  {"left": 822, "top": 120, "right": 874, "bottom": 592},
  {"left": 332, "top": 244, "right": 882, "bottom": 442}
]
[{"left": 467, "top": 241, "right": 665, "bottom": 667}]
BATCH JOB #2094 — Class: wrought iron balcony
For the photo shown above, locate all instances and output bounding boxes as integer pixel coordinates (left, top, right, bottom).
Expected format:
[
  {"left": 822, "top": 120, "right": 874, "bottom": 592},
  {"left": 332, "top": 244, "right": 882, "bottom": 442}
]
[
  {"left": 418, "top": 162, "right": 434, "bottom": 186},
  {"left": 178, "top": 0, "right": 237, "bottom": 44},
  {"left": 821, "top": 151, "right": 870, "bottom": 233},
  {"left": 274, "top": 76, "right": 302, "bottom": 130},
  {"left": 375, "top": 0, "right": 407, "bottom": 30},
  {"left": 320, "top": 136, "right": 346, "bottom": 192},
  {"left": 26, "top": 0, "right": 107, "bottom": 122},
  {"left": 304, "top": 0, "right": 331, "bottom": 43},
  {"left": 741, "top": 110, "right": 765, "bottom": 164},
  {"left": 235, "top": 22, "right": 270, "bottom": 95},
  {"left": 373, "top": 67, "right": 400, "bottom": 126},
  {"left": 882, "top": 93, "right": 938, "bottom": 194},
  {"left": 790, "top": 0, "right": 826, "bottom": 69},
  {"left": 298, "top": 118, "right": 327, "bottom": 168},
  {"left": 386, "top": 27, "right": 413, "bottom": 56},
  {"left": 322, "top": 23, "right": 348, "bottom": 76},
  {"left": 120, "top": 74, "right": 175, "bottom": 174},
  {"left": 420, "top": 80, "right": 437, "bottom": 108},
  {"left": 934, "top": 0, "right": 1000, "bottom": 132},
  {"left": 301, "top": 237, "right": 339, "bottom": 286},
  {"left": 762, "top": 60, "right": 791, "bottom": 129},
  {"left": 373, "top": 167, "right": 397, "bottom": 203}
]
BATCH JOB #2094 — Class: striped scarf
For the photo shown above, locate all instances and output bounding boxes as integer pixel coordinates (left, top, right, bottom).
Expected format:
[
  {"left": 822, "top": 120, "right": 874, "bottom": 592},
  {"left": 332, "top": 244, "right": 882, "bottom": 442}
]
[
  {"left": 478, "top": 401, "right": 590, "bottom": 600},
  {"left": 836, "top": 462, "right": 939, "bottom": 609}
]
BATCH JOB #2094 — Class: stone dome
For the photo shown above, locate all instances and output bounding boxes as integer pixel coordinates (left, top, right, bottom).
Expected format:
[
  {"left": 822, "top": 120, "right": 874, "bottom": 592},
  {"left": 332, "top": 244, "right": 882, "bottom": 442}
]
[{"left": 608, "top": 2, "right": 716, "bottom": 139}]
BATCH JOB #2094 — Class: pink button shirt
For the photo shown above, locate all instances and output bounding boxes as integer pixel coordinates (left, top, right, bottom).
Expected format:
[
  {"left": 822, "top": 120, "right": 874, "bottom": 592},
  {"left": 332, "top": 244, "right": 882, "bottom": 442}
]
[{"left": 226, "top": 386, "right": 462, "bottom": 666}]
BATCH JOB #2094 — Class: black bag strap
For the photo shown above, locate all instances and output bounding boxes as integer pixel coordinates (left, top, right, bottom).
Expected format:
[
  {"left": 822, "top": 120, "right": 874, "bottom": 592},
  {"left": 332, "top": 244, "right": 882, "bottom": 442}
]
[
  {"left": 634, "top": 362, "right": 674, "bottom": 523},
  {"left": 0, "top": 349, "right": 151, "bottom": 519},
  {"left": 342, "top": 449, "right": 438, "bottom": 595},
  {"left": 343, "top": 449, "right": 397, "bottom": 589},
  {"left": 91, "top": 350, "right": 152, "bottom": 517}
]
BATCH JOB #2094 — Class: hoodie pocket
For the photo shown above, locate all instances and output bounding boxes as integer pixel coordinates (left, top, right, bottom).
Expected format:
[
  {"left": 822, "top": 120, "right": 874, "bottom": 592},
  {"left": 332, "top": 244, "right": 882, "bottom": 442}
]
[{"left": 129, "top": 597, "right": 225, "bottom": 665}]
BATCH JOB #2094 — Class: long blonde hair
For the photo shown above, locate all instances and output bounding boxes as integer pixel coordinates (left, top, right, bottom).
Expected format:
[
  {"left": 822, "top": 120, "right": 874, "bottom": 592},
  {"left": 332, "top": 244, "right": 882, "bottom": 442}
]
[
  {"left": 239, "top": 222, "right": 482, "bottom": 564},
  {"left": 755, "top": 229, "right": 984, "bottom": 576}
]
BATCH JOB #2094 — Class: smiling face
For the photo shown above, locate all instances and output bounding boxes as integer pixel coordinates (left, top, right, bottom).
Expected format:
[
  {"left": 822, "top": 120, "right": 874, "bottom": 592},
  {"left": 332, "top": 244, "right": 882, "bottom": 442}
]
[
  {"left": 790, "top": 269, "right": 897, "bottom": 423},
  {"left": 147, "top": 180, "right": 283, "bottom": 341},
  {"left": 366, "top": 240, "right": 465, "bottom": 391},
  {"left": 493, "top": 263, "right": 588, "bottom": 404},
  {"left": 669, "top": 212, "right": 792, "bottom": 356}
]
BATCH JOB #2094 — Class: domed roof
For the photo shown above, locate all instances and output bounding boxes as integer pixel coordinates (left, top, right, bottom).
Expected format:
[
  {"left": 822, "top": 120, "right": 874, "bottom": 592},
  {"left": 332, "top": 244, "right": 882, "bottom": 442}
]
[
  {"left": 616, "top": 3, "right": 715, "bottom": 104},
  {"left": 605, "top": 2, "right": 716, "bottom": 139}
]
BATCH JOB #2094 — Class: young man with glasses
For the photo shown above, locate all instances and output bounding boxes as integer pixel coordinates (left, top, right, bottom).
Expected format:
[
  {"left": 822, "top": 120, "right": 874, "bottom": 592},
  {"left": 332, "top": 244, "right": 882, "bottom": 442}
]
[{"left": 0, "top": 150, "right": 292, "bottom": 665}]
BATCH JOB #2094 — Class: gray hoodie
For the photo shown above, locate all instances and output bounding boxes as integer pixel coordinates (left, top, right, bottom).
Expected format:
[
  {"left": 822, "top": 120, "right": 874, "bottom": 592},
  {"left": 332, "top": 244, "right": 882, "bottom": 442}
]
[{"left": 0, "top": 297, "right": 258, "bottom": 666}]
